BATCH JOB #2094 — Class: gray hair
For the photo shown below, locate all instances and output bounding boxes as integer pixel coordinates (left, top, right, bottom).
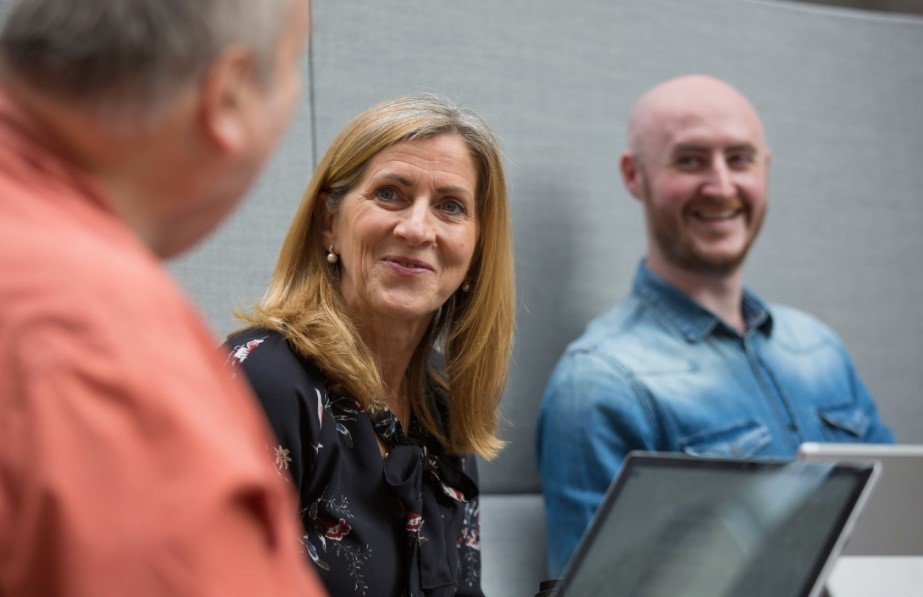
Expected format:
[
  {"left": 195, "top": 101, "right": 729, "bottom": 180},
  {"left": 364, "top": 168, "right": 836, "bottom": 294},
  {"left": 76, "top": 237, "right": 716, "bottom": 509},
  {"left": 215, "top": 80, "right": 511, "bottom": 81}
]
[{"left": 0, "top": 0, "right": 293, "bottom": 119}]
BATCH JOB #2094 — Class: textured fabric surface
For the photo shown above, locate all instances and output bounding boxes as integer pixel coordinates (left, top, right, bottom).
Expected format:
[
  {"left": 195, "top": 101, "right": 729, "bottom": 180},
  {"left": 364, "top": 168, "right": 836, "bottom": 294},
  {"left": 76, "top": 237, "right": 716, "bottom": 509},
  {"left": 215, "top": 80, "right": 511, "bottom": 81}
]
[
  {"left": 479, "top": 494, "right": 548, "bottom": 597},
  {"left": 226, "top": 329, "right": 484, "bottom": 597}
]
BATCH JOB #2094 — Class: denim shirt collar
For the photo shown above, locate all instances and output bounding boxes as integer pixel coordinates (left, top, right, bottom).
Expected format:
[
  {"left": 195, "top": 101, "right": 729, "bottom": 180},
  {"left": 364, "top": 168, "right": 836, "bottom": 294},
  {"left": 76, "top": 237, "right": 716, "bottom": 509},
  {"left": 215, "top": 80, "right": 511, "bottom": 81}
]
[{"left": 632, "top": 260, "right": 773, "bottom": 342}]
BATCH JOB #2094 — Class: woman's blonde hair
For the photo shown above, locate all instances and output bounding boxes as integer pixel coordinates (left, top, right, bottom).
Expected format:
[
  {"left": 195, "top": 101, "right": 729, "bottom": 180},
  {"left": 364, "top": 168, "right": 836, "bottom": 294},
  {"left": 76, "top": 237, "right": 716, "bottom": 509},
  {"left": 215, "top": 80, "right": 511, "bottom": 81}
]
[{"left": 239, "top": 92, "right": 514, "bottom": 460}]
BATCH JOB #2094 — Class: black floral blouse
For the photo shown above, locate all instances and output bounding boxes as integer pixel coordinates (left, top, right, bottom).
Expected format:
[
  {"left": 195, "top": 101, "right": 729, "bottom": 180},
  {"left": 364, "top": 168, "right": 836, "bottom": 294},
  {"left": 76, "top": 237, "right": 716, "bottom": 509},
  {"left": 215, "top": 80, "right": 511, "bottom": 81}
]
[{"left": 226, "top": 328, "right": 484, "bottom": 597}]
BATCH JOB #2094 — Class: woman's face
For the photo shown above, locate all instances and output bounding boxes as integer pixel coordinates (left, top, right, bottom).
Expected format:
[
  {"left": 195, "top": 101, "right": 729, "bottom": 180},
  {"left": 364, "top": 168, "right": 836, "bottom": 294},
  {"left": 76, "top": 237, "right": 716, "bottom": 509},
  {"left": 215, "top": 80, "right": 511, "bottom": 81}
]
[{"left": 324, "top": 134, "right": 479, "bottom": 331}]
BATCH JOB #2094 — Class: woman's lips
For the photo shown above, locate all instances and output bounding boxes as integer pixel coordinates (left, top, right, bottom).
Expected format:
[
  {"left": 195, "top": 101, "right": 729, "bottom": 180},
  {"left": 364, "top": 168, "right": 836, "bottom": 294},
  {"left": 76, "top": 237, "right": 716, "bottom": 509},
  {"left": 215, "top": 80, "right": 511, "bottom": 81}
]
[{"left": 383, "top": 255, "right": 434, "bottom": 273}]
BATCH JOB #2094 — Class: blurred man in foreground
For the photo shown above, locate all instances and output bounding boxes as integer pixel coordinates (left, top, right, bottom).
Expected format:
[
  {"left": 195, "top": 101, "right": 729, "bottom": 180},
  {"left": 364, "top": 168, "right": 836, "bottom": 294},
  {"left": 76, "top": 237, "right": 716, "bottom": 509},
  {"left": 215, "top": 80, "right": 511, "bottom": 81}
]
[{"left": 0, "top": 0, "right": 325, "bottom": 594}]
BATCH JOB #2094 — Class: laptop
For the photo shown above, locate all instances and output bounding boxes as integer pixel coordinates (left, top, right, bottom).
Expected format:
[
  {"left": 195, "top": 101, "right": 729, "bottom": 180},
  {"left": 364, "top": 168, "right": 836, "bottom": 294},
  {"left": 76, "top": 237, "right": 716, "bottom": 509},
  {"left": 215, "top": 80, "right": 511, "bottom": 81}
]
[
  {"left": 553, "top": 452, "right": 879, "bottom": 597},
  {"left": 798, "top": 442, "right": 923, "bottom": 556}
]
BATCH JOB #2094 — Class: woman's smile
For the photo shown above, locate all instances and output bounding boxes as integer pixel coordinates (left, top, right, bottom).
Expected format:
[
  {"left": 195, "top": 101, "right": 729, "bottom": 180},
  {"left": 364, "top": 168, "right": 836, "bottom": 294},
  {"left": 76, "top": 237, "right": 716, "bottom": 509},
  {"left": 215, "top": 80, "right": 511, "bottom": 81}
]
[{"left": 325, "top": 133, "right": 478, "bottom": 328}]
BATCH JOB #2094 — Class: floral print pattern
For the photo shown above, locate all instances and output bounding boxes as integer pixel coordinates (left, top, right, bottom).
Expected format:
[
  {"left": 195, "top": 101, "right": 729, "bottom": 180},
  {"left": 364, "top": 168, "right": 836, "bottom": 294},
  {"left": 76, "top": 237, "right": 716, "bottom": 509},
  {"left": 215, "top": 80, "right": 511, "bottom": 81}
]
[
  {"left": 224, "top": 337, "right": 266, "bottom": 374},
  {"left": 458, "top": 499, "right": 481, "bottom": 588},
  {"left": 274, "top": 444, "right": 293, "bottom": 471},
  {"left": 303, "top": 488, "right": 373, "bottom": 593},
  {"left": 226, "top": 329, "right": 484, "bottom": 597}
]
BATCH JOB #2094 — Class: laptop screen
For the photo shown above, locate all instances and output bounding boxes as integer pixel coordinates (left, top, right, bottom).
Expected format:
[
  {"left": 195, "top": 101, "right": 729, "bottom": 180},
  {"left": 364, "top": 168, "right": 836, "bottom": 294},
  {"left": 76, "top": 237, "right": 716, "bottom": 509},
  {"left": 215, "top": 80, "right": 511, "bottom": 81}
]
[
  {"left": 555, "top": 453, "right": 877, "bottom": 597},
  {"left": 798, "top": 442, "right": 923, "bottom": 555}
]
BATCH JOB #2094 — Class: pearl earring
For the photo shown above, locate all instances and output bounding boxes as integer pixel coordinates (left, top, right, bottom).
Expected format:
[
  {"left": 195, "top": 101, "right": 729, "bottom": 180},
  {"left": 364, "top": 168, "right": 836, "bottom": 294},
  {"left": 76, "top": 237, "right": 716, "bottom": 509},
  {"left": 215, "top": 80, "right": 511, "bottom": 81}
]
[
  {"left": 326, "top": 245, "right": 338, "bottom": 264},
  {"left": 462, "top": 280, "right": 471, "bottom": 292}
]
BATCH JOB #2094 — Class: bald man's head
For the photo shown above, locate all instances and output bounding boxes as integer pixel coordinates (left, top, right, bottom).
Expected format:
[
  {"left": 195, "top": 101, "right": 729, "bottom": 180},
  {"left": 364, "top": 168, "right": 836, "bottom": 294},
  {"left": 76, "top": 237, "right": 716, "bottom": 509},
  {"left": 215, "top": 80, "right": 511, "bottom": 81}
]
[
  {"left": 626, "top": 75, "right": 768, "bottom": 166},
  {"left": 619, "top": 75, "right": 772, "bottom": 279}
]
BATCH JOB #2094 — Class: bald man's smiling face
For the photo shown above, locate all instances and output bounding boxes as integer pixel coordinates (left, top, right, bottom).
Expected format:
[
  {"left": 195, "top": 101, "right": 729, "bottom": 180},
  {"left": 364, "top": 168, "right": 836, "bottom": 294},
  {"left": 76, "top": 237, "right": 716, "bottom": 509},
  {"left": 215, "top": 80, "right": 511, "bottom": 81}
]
[{"left": 623, "top": 77, "right": 772, "bottom": 278}]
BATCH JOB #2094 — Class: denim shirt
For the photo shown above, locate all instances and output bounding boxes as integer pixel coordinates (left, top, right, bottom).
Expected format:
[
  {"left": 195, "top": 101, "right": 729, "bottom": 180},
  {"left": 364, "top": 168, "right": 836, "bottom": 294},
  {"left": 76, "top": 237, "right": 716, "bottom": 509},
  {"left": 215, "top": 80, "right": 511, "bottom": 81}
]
[{"left": 535, "top": 261, "right": 895, "bottom": 576}]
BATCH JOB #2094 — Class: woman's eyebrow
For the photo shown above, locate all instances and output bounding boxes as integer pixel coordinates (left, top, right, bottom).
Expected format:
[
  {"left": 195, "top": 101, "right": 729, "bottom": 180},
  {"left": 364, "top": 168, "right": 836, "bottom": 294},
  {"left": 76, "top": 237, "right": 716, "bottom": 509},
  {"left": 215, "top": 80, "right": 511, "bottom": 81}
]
[
  {"left": 374, "top": 172, "right": 414, "bottom": 187},
  {"left": 373, "top": 172, "right": 474, "bottom": 198}
]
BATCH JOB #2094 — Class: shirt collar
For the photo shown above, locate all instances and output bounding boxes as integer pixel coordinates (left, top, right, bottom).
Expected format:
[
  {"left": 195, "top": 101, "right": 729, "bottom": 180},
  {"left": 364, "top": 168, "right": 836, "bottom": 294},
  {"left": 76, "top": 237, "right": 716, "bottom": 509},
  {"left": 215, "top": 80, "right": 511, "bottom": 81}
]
[{"left": 632, "top": 260, "right": 773, "bottom": 342}]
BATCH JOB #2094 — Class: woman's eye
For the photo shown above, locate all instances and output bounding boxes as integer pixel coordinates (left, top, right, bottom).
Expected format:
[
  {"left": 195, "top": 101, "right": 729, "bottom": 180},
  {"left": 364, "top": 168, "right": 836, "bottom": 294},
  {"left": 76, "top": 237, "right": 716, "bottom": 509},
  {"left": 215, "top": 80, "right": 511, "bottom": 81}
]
[
  {"left": 375, "top": 187, "right": 397, "bottom": 201},
  {"left": 440, "top": 199, "right": 466, "bottom": 216}
]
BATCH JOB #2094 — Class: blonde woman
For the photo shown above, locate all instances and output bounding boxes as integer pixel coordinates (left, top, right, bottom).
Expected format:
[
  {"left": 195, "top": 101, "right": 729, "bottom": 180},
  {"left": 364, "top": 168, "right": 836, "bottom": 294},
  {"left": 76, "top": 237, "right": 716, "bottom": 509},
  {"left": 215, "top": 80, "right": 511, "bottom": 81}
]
[{"left": 227, "top": 93, "right": 515, "bottom": 597}]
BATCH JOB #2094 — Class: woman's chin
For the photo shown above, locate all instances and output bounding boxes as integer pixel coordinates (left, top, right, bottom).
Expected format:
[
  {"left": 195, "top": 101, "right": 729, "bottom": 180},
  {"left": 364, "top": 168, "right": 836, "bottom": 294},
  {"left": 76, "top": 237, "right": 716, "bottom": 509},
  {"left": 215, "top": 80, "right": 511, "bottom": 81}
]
[{"left": 367, "top": 298, "right": 441, "bottom": 326}]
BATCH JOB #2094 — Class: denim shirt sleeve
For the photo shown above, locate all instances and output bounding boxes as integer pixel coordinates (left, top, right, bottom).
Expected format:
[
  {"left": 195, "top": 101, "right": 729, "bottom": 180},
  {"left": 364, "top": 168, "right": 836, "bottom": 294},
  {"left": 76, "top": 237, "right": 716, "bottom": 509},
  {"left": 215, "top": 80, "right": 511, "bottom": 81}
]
[
  {"left": 824, "top": 336, "right": 895, "bottom": 444},
  {"left": 769, "top": 305, "right": 896, "bottom": 445},
  {"left": 536, "top": 348, "right": 658, "bottom": 577},
  {"left": 846, "top": 375, "right": 895, "bottom": 443}
]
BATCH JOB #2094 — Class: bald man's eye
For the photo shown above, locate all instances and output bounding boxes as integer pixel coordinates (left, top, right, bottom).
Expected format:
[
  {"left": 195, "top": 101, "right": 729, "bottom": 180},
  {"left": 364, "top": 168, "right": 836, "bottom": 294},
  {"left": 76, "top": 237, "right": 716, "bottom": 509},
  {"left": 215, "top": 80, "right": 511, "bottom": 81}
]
[
  {"left": 675, "top": 155, "right": 706, "bottom": 170},
  {"left": 728, "top": 153, "right": 755, "bottom": 169}
]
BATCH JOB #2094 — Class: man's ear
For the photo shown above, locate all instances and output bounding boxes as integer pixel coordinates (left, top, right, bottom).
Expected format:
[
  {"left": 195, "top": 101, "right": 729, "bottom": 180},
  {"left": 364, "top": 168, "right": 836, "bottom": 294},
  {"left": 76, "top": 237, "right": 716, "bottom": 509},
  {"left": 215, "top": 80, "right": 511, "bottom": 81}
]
[
  {"left": 619, "top": 150, "right": 644, "bottom": 200},
  {"left": 198, "top": 45, "right": 258, "bottom": 153}
]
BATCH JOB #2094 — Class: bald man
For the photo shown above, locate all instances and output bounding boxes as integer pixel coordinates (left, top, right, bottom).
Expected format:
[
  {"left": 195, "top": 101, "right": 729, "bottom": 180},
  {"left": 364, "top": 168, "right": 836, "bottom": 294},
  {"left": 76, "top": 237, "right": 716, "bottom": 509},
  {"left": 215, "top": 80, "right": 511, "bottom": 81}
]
[{"left": 535, "top": 75, "right": 894, "bottom": 576}]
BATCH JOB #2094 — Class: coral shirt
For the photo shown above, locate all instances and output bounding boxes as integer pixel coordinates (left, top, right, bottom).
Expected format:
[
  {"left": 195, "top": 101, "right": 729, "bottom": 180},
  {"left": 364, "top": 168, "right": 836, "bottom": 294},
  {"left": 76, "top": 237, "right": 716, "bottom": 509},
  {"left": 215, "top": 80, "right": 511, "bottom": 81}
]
[{"left": 0, "top": 87, "right": 325, "bottom": 596}]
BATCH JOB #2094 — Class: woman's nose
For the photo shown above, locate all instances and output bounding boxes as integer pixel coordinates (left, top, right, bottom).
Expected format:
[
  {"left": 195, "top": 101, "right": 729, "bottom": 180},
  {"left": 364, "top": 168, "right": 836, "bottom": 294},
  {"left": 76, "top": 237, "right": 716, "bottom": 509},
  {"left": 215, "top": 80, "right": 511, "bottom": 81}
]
[{"left": 394, "top": 200, "right": 436, "bottom": 245}]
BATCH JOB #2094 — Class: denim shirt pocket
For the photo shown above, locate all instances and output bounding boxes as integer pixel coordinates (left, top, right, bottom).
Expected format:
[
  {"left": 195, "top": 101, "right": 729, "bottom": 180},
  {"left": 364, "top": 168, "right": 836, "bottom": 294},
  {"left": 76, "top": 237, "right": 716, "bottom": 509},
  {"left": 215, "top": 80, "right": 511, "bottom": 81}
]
[
  {"left": 680, "top": 420, "right": 772, "bottom": 458},
  {"left": 818, "top": 404, "right": 872, "bottom": 440}
]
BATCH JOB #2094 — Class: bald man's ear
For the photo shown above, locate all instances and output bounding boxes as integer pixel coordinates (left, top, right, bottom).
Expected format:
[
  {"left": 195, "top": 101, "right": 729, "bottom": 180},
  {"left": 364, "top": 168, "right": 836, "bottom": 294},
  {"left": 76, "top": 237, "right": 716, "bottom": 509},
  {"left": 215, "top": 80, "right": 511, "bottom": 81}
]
[
  {"left": 620, "top": 150, "right": 644, "bottom": 200},
  {"left": 198, "top": 45, "right": 258, "bottom": 154}
]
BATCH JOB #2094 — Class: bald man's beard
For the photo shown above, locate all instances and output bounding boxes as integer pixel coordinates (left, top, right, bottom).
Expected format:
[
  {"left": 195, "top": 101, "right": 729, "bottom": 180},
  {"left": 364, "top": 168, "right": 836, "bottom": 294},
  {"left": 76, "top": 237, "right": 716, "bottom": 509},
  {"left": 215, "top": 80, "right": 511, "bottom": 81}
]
[{"left": 640, "top": 178, "right": 765, "bottom": 278}]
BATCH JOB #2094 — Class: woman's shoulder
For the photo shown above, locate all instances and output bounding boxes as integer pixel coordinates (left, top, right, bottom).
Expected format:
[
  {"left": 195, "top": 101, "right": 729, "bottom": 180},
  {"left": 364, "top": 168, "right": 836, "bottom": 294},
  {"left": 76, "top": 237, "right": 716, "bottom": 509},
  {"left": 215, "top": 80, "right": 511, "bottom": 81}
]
[
  {"left": 227, "top": 326, "right": 286, "bottom": 357},
  {"left": 226, "top": 326, "right": 327, "bottom": 397}
]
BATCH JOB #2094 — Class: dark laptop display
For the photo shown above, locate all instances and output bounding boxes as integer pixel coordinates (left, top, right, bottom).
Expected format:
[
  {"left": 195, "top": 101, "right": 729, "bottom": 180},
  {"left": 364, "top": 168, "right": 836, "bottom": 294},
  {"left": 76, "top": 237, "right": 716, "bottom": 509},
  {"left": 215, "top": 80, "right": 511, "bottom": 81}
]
[{"left": 554, "top": 452, "right": 878, "bottom": 597}]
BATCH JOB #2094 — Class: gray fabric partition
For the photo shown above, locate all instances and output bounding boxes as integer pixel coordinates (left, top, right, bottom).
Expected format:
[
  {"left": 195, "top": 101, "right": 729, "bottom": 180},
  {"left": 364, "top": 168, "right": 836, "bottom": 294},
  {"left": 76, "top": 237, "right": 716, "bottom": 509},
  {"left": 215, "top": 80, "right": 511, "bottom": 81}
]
[
  {"left": 178, "top": 0, "right": 923, "bottom": 488},
  {"left": 2, "top": 0, "right": 918, "bottom": 594},
  {"left": 171, "top": 2, "right": 923, "bottom": 592},
  {"left": 168, "top": 81, "right": 315, "bottom": 337}
]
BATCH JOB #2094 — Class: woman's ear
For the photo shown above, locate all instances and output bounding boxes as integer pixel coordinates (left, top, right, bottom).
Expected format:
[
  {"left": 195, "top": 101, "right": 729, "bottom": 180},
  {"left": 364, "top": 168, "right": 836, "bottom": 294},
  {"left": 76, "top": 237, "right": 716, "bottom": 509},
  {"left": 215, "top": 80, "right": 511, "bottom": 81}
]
[{"left": 319, "top": 192, "right": 335, "bottom": 247}]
